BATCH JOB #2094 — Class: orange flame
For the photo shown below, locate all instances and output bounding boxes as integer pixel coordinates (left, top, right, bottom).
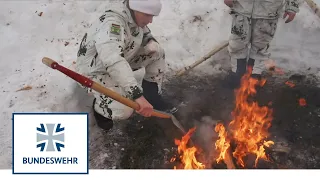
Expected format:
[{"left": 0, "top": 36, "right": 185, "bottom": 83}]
[
  {"left": 227, "top": 66, "right": 274, "bottom": 168},
  {"left": 173, "top": 127, "right": 205, "bottom": 169},
  {"left": 172, "top": 66, "right": 275, "bottom": 169},
  {"left": 215, "top": 123, "right": 231, "bottom": 164}
]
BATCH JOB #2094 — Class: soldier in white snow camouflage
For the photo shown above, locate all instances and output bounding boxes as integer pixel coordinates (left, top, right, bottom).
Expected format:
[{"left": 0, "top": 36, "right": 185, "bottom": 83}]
[
  {"left": 76, "top": 0, "right": 176, "bottom": 131},
  {"left": 224, "top": 0, "right": 302, "bottom": 87}
]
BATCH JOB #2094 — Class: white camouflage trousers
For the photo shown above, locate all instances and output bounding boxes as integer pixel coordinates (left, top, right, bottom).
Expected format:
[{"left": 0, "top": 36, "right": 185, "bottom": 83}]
[
  {"left": 228, "top": 13, "right": 278, "bottom": 74},
  {"left": 86, "top": 44, "right": 166, "bottom": 121}
]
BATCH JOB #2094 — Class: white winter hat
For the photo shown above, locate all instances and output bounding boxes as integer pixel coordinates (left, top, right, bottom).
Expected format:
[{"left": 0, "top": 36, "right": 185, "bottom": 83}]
[{"left": 129, "top": 0, "right": 162, "bottom": 16}]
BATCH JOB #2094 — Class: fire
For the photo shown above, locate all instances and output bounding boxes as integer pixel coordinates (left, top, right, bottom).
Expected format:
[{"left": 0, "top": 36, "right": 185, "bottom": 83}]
[
  {"left": 172, "top": 66, "right": 275, "bottom": 169},
  {"left": 214, "top": 123, "right": 231, "bottom": 164},
  {"left": 173, "top": 127, "right": 205, "bottom": 169},
  {"left": 227, "top": 66, "right": 274, "bottom": 168}
]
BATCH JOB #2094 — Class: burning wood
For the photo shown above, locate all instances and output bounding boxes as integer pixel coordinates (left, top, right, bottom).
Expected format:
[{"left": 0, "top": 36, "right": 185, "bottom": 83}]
[
  {"left": 214, "top": 123, "right": 230, "bottom": 164},
  {"left": 215, "top": 66, "right": 274, "bottom": 168},
  {"left": 171, "top": 66, "right": 275, "bottom": 169},
  {"left": 215, "top": 123, "right": 236, "bottom": 169}
]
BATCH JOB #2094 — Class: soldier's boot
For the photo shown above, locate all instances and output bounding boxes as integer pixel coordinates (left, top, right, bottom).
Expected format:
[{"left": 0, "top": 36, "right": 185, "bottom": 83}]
[
  {"left": 142, "top": 79, "right": 179, "bottom": 115},
  {"left": 226, "top": 58, "right": 247, "bottom": 89},
  {"left": 92, "top": 98, "right": 114, "bottom": 131}
]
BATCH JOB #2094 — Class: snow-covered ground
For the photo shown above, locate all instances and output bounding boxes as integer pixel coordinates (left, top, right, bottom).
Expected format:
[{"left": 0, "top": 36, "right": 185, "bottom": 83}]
[{"left": 0, "top": 0, "right": 319, "bottom": 169}]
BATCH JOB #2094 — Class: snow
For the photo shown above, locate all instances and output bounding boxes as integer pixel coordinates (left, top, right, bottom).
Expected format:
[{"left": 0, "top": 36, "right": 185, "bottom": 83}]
[{"left": 0, "top": 0, "right": 319, "bottom": 169}]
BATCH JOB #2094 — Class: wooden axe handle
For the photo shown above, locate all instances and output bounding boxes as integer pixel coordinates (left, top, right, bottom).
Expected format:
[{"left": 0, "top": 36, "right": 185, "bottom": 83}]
[
  {"left": 305, "top": 0, "right": 320, "bottom": 18},
  {"left": 176, "top": 41, "right": 229, "bottom": 76},
  {"left": 42, "top": 57, "right": 56, "bottom": 67},
  {"left": 42, "top": 57, "right": 171, "bottom": 119}
]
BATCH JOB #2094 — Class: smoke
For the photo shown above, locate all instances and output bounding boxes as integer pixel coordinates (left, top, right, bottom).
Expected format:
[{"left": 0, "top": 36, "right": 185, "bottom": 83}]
[{"left": 191, "top": 116, "right": 221, "bottom": 167}]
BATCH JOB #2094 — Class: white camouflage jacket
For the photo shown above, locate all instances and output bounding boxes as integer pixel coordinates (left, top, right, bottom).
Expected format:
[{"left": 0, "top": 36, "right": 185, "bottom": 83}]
[
  {"left": 231, "top": 0, "right": 302, "bottom": 19},
  {"left": 76, "top": 0, "right": 155, "bottom": 100}
]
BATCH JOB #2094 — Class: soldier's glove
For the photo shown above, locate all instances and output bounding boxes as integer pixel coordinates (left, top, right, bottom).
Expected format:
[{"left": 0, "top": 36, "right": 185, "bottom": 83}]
[
  {"left": 283, "top": 11, "right": 296, "bottom": 23},
  {"left": 224, "top": 0, "right": 233, "bottom": 7}
]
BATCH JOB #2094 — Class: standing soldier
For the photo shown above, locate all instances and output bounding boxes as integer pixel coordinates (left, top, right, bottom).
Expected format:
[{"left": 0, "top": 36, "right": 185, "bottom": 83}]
[{"left": 224, "top": 0, "right": 301, "bottom": 87}]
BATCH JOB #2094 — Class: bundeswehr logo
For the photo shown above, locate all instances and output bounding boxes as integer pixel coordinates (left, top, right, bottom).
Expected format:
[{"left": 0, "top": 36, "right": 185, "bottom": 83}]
[
  {"left": 12, "top": 113, "right": 88, "bottom": 174},
  {"left": 36, "top": 123, "right": 65, "bottom": 152}
]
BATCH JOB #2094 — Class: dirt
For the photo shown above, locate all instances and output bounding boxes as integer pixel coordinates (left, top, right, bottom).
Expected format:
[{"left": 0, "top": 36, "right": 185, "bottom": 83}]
[{"left": 88, "top": 72, "right": 320, "bottom": 169}]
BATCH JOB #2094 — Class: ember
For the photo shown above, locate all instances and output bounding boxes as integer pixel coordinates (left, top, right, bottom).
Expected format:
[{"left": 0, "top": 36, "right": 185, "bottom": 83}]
[
  {"left": 299, "top": 98, "right": 307, "bottom": 106},
  {"left": 285, "top": 81, "right": 295, "bottom": 88}
]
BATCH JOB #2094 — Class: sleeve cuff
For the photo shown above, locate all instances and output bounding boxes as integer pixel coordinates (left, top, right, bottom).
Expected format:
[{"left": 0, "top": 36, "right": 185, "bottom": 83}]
[
  {"left": 286, "top": 8, "right": 299, "bottom": 13},
  {"left": 285, "top": 4, "right": 299, "bottom": 13},
  {"left": 125, "top": 85, "right": 144, "bottom": 100}
]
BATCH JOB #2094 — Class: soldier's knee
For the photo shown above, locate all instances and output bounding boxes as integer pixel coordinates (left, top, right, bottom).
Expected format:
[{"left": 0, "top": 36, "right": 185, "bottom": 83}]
[
  {"left": 112, "top": 106, "right": 134, "bottom": 121},
  {"left": 120, "top": 107, "right": 134, "bottom": 120},
  {"left": 228, "top": 42, "right": 248, "bottom": 54},
  {"left": 157, "top": 46, "right": 165, "bottom": 57},
  {"left": 151, "top": 44, "right": 165, "bottom": 60}
]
